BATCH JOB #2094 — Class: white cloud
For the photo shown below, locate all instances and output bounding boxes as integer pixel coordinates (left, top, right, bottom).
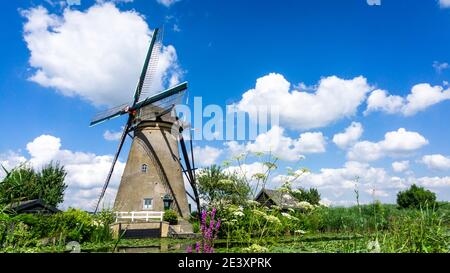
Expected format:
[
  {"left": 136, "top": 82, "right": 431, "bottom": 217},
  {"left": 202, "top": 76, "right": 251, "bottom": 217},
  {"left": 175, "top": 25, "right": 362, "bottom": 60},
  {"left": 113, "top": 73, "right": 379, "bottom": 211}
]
[
  {"left": 22, "top": 3, "right": 182, "bottom": 107},
  {"left": 415, "top": 176, "right": 450, "bottom": 187},
  {"left": 365, "top": 84, "right": 450, "bottom": 116},
  {"left": 365, "top": 188, "right": 389, "bottom": 197},
  {"left": 433, "top": 61, "right": 449, "bottom": 73},
  {"left": 273, "top": 161, "right": 406, "bottom": 201},
  {"left": 0, "top": 152, "right": 27, "bottom": 179},
  {"left": 367, "top": 0, "right": 381, "bottom": 6},
  {"left": 439, "top": 0, "right": 450, "bottom": 8},
  {"left": 103, "top": 129, "right": 122, "bottom": 141},
  {"left": 2, "top": 135, "right": 125, "bottom": 210},
  {"left": 236, "top": 73, "right": 372, "bottom": 130},
  {"left": 420, "top": 154, "right": 450, "bottom": 171},
  {"left": 332, "top": 122, "right": 363, "bottom": 149},
  {"left": 392, "top": 160, "right": 410, "bottom": 173},
  {"left": 224, "top": 162, "right": 269, "bottom": 182},
  {"left": 156, "top": 0, "right": 180, "bottom": 7},
  {"left": 225, "top": 125, "right": 326, "bottom": 161},
  {"left": 348, "top": 128, "right": 428, "bottom": 162},
  {"left": 364, "top": 89, "right": 404, "bottom": 115},
  {"left": 193, "top": 145, "right": 223, "bottom": 166}
]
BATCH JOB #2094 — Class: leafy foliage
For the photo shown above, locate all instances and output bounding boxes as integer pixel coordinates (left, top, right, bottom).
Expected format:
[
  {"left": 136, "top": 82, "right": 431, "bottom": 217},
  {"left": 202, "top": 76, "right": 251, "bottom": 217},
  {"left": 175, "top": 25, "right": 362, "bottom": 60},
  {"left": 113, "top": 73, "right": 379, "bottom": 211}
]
[
  {"left": 197, "top": 165, "right": 251, "bottom": 209},
  {"left": 397, "top": 184, "right": 437, "bottom": 209},
  {"left": 0, "top": 162, "right": 67, "bottom": 207},
  {"left": 291, "top": 188, "right": 321, "bottom": 205},
  {"left": 163, "top": 209, "right": 178, "bottom": 225}
]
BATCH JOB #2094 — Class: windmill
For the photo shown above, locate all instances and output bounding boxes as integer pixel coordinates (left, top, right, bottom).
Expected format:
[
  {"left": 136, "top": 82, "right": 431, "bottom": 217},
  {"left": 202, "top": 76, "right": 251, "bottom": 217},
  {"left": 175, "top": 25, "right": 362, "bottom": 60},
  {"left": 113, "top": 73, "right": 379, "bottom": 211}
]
[{"left": 89, "top": 28, "right": 200, "bottom": 224}]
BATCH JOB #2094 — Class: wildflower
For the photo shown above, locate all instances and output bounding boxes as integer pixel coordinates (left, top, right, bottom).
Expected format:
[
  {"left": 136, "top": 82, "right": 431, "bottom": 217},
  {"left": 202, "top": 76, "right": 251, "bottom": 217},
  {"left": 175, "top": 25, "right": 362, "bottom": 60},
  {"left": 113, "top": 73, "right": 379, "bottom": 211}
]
[
  {"left": 294, "top": 230, "right": 307, "bottom": 235},
  {"left": 367, "top": 240, "right": 381, "bottom": 253},
  {"left": 233, "top": 211, "right": 245, "bottom": 218},
  {"left": 242, "top": 244, "right": 269, "bottom": 253},
  {"left": 281, "top": 212, "right": 299, "bottom": 221},
  {"left": 195, "top": 242, "right": 201, "bottom": 253},
  {"left": 265, "top": 215, "right": 282, "bottom": 225},
  {"left": 270, "top": 205, "right": 282, "bottom": 211},
  {"left": 252, "top": 209, "right": 267, "bottom": 217},
  {"left": 298, "top": 201, "right": 314, "bottom": 211},
  {"left": 246, "top": 200, "right": 260, "bottom": 206},
  {"left": 186, "top": 245, "right": 193, "bottom": 253}
]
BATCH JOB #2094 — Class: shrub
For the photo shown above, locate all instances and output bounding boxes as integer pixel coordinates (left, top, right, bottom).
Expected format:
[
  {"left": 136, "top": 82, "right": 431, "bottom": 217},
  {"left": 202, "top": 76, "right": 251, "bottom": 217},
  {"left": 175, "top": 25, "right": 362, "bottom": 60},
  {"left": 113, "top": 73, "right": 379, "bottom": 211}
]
[
  {"left": 49, "top": 208, "right": 95, "bottom": 242},
  {"left": 163, "top": 209, "right": 178, "bottom": 225},
  {"left": 90, "top": 209, "right": 115, "bottom": 243},
  {"left": 397, "top": 184, "right": 437, "bottom": 209},
  {"left": 380, "top": 208, "right": 449, "bottom": 253},
  {"left": 291, "top": 188, "right": 321, "bottom": 205},
  {"left": 3, "top": 222, "right": 37, "bottom": 248}
]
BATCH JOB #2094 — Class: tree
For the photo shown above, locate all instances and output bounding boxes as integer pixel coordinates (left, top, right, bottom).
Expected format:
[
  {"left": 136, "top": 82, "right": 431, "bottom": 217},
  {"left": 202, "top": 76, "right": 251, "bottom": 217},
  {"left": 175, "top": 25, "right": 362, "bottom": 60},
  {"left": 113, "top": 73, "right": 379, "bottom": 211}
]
[
  {"left": 397, "top": 184, "right": 437, "bottom": 209},
  {"left": 291, "top": 187, "right": 321, "bottom": 205},
  {"left": 197, "top": 165, "right": 251, "bottom": 209},
  {"left": 0, "top": 162, "right": 67, "bottom": 207}
]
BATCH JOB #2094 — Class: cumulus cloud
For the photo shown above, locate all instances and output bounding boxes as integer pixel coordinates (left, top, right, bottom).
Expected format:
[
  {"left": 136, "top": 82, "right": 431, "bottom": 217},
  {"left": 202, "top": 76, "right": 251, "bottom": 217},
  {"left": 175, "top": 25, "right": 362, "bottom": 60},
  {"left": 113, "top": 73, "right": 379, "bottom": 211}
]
[
  {"left": 156, "top": 0, "right": 181, "bottom": 7},
  {"left": 365, "top": 84, "right": 450, "bottom": 116},
  {"left": 236, "top": 73, "right": 372, "bottom": 130},
  {"left": 193, "top": 145, "right": 223, "bottom": 166},
  {"left": 392, "top": 160, "right": 410, "bottom": 173},
  {"left": 224, "top": 162, "right": 269, "bottom": 182},
  {"left": 347, "top": 128, "right": 428, "bottom": 162},
  {"left": 332, "top": 122, "right": 363, "bottom": 149},
  {"left": 103, "top": 129, "right": 122, "bottom": 141},
  {"left": 273, "top": 161, "right": 407, "bottom": 204},
  {"left": 1, "top": 135, "right": 125, "bottom": 210},
  {"left": 439, "top": 0, "right": 450, "bottom": 8},
  {"left": 0, "top": 152, "right": 27, "bottom": 179},
  {"left": 420, "top": 154, "right": 450, "bottom": 171},
  {"left": 415, "top": 176, "right": 450, "bottom": 187},
  {"left": 225, "top": 125, "right": 326, "bottom": 161},
  {"left": 22, "top": 3, "right": 182, "bottom": 107}
]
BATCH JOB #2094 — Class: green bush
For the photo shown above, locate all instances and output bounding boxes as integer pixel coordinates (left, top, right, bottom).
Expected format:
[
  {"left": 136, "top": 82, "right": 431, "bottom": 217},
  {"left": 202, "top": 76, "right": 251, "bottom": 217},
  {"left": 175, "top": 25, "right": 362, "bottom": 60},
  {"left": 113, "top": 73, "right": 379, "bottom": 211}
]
[
  {"left": 49, "top": 208, "right": 95, "bottom": 242},
  {"left": 380, "top": 208, "right": 449, "bottom": 253},
  {"left": 163, "top": 209, "right": 178, "bottom": 225},
  {"left": 3, "top": 222, "right": 37, "bottom": 248},
  {"left": 90, "top": 209, "right": 115, "bottom": 243},
  {"left": 291, "top": 188, "right": 321, "bottom": 205},
  {"left": 192, "top": 221, "right": 200, "bottom": 233},
  {"left": 397, "top": 184, "right": 437, "bottom": 209}
]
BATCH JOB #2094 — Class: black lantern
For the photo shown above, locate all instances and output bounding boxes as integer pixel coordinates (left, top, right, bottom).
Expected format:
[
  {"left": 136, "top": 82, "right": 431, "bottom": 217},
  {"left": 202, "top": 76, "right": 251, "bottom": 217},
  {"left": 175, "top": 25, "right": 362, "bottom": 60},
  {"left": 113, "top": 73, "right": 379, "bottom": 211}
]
[{"left": 163, "top": 194, "right": 173, "bottom": 210}]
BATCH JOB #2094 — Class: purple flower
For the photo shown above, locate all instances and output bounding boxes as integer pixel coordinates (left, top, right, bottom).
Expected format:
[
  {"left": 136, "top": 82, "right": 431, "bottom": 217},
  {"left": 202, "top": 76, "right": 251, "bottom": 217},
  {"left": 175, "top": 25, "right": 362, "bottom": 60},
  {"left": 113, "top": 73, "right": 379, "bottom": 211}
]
[
  {"left": 215, "top": 219, "right": 221, "bottom": 231},
  {"left": 195, "top": 242, "right": 201, "bottom": 253},
  {"left": 194, "top": 208, "right": 221, "bottom": 253},
  {"left": 186, "top": 245, "right": 193, "bottom": 253}
]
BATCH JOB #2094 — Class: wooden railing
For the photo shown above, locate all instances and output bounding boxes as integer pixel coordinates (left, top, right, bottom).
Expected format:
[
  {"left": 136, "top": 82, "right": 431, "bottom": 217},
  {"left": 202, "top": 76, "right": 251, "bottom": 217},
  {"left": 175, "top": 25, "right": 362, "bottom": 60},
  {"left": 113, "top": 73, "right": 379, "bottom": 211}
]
[{"left": 115, "top": 211, "right": 164, "bottom": 222}]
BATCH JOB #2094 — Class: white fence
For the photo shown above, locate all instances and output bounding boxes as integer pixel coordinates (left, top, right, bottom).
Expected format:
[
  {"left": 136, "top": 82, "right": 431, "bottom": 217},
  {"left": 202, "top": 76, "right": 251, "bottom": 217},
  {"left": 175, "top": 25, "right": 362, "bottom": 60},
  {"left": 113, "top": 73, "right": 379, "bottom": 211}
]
[{"left": 115, "top": 211, "right": 164, "bottom": 222}]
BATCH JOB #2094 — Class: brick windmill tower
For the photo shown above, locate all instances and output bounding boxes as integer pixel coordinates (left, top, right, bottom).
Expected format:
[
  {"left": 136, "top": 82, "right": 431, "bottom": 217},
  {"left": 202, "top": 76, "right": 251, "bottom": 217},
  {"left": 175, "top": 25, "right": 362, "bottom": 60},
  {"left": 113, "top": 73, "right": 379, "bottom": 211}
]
[{"left": 89, "top": 28, "right": 199, "bottom": 229}]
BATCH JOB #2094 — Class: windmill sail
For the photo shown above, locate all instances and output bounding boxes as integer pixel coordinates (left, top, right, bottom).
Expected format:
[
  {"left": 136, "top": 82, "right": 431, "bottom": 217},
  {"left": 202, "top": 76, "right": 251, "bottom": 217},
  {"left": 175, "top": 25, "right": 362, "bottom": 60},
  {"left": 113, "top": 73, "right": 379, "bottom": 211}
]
[
  {"left": 139, "top": 28, "right": 164, "bottom": 101},
  {"left": 89, "top": 103, "right": 130, "bottom": 127},
  {"left": 133, "top": 28, "right": 163, "bottom": 106}
]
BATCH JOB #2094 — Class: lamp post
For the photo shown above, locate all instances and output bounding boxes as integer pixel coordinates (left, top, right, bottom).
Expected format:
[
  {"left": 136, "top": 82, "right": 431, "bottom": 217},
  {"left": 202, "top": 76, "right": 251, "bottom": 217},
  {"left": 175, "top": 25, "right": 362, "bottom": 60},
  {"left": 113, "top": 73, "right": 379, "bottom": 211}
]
[{"left": 163, "top": 194, "right": 173, "bottom": 210}]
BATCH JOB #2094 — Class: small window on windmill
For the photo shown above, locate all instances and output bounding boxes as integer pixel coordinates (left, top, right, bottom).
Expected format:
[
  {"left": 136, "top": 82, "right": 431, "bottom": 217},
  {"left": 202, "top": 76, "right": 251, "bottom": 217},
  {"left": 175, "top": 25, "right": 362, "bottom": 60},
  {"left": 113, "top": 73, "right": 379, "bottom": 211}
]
[
  {"left": 141, "top": 164, "right": 148, "bottom": 173},
  {"left": 143, "top": 198, "right": 153, "bottom": 210}
]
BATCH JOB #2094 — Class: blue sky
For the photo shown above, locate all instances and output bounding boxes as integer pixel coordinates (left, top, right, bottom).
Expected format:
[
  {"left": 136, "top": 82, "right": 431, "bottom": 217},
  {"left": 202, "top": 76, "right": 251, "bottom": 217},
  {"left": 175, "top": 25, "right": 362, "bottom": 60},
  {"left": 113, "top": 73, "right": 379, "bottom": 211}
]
[{"left": 1, "top": 0, "right": 450, "bottom": 209}]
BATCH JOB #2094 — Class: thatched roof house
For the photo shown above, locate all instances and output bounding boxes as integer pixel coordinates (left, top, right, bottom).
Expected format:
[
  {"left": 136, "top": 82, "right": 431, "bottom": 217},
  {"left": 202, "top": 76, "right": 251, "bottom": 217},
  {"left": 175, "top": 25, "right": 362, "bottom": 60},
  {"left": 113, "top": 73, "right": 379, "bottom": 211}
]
[
  {"left": 255, "top": 189, "right": 301, "bottom": 210},
  {"left": 8, "top": 199, "right": 60, "bottom": 215}
]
